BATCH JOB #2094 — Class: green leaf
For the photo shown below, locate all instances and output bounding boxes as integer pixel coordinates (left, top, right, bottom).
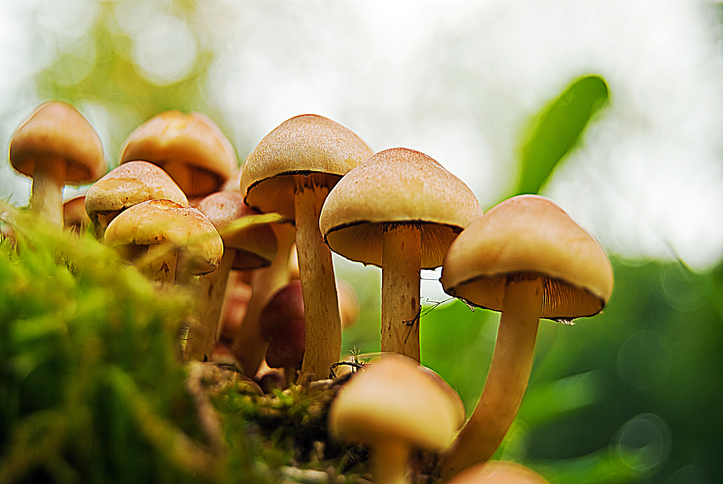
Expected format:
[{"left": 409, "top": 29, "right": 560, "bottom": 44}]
[{"left": 515, "top": 74, "right": 610, "bottom": 195}]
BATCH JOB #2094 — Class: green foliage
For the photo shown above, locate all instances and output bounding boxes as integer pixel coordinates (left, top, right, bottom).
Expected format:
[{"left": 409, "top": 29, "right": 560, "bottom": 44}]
[
  {"left": 0, "top": 208, "right": 230, "bottom": 483},
  {"left": 515, "top": 74, "right": 610, "bottom": 195}
]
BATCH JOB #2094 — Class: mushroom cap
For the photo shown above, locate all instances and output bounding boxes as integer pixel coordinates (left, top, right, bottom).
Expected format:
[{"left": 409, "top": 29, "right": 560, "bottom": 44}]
[
  {"left": 320, "top": 148, "right": 482, "bottom": 269},
  {"left": 104, "top": 199, "right": 223, "bottom": 275},
  {"left": 441, "top": 194, "right": 613, "bottom": 320},
  {"left": 196, "top": 190, "right": 278, "bottom": 270},
  {"left": 329, "top": 353, "right": 463, "bottom": 451},
  {"left": 9, "top": 101, "right": 106, "bottom": 184},
  {"left": 63, "top": 191, "right": 90, "bottom": 232},
  {"left": 446, "top": 461, "right": 548, "bottom": 484},
  {"left": 85, "top": 160, "right": 189, "bottom": 221},
  {"left": 240, "top": 114, "right": 373, "bottom": 219},
  {"left": 119, "top": 110, "right": 237, "bottom": 197}
]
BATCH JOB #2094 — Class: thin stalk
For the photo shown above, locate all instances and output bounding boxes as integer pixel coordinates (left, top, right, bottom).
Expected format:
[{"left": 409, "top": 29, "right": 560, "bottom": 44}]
[
  {"left": 296, "top": 179, "right": 341, "bottom": 380},
  {"left": 381, "top": 223, "right": 422, "bottom": 361},
  {"left": 31, "top": 158, "right": 66, "bottom": 228},
  {"left": 185, "top": 249, "right": 235, "bottom": 361},
  {"left": 437, "top": 275, "right": 543, "bottom": 482},
  {"left": 371, "top": 440, "right": 410, "bottom": 484}
]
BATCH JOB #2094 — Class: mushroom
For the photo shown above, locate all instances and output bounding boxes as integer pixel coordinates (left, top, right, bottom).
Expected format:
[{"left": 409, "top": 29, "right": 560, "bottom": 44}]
[
  {"left": 119, "top": 110, "right": 237, "bottom": 199},
  {"left": 104, "top": 199, "right": 223, "bottom": 284},
  {"left": 187, "top": 190, "right": 278, "bottom": 361},
  {"left": 9, "top": 101, "right": 106, "bottom": 228},
  {"left": 259, "top": 279, "right": 306, "bottom": 387},
  {"left": 328, "top": 353, "right": 464, "bottom": 484},
  {"left": 436, "top": 194, "right": 614, "bottom": 481},
  {"left": 63, "top": 190, "right": 90, "bottom": 234},
  {"left": 446, "top": 461, "right": 548, "bottom": 484},
  {"left": 319, "top": 148, "right": 481, "bottom": 362},
  {"left": 85, "top": 160, "right": 189, "bottom": 237},
  {"left": 240, "top": 114, "right": 373, "bottom": 380},
  {"left": 225, "top": 221, "right": 297, "bottom": 376}
]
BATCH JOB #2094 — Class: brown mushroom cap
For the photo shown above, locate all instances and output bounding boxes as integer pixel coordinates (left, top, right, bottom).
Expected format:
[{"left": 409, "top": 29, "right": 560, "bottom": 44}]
[
  {"left": 196, "top": 190, "right": 278, "bottom": 270},
  {"left": 329, "top": 353, "right": 462, "bottom": 451},
  {"left": 104, "top": 199, "right": 223, "bottom": 275},
  {"left": 85, "top": 160, "right": 189, "bottom": 224},
  {"left": 240, "top": 114, "right": 374, "bottom": 219},
  {"left": 119, "top": 110, "right": 237, "bottom": 198},
  {"left": 441, "top": 194, "right": 613, "bottom": 320},
  {"left": 9, "top": 101, "right": 106, "bottom": 184},
  {"left": 320, "top": 147, "right": 482, "bottom": 269},
  {"left": 63, "top": 191, "right": 91, "bottom": 233}
]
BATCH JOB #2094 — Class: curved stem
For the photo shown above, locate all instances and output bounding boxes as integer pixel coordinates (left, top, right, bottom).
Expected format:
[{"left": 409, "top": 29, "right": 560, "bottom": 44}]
[
  {"left": 437, "top": 275, "right": 543, "bottom": 482},
  {"left": 381, "top": 223, "right": 422, "bottom": 361},
  {"left": 371, "top": 440, "right": 410, "bottom": 484},
  {"left": 296, "top": 180, "right": 341, "bottom": 381},
  {"left": 31, "top": 158, "right": 66, "bottom": 228}
]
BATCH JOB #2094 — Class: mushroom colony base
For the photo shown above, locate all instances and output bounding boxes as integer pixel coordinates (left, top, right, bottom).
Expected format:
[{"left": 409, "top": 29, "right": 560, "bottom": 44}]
[{"left": 0, "top": 205, "right": 438, "bottom": 484}]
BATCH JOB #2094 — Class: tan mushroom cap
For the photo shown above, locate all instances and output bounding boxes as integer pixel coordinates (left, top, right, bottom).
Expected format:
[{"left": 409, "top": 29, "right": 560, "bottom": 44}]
[
  {"left": 9, "top": 101, "right": 106, "bottom": 184},
  {"left": 240, "top": 114, "right": 374, "bottom": 218},
  {"left": 446, "top": 462, "right": 548, "bottom": 484},
  {"left": 196, "top": 190, "right": 278, "bottom": 270},
  {"left": 85, "top": 160, "right": 189, "bottom": 223},
  {"left": 320, "top": 148, "right": 482, "bottom": 269},
  {"left": 104, "top": 199, "right": 223, "bottom": 275},
  {"left": 329, "top": 353, "right": 462, "bottom": 451},
  {"left": 441, "top": 194, "right": 613, "bottom": 320},
  {"left": 120, "top": 110, "right": 237, "bottom": 198}
]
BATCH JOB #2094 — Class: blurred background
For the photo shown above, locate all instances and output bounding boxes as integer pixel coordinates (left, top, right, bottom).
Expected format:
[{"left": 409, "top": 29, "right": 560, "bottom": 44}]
[{"left": 0, "top": 0, "right": 721, "bottom": 482}]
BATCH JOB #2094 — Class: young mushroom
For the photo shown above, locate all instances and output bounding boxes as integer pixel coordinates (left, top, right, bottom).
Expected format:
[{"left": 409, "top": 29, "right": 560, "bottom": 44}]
[
  {"left": 436, "top": 194, "right": 613, "bottom": 481},
  {"left": 259, "top": 279, "right": 306, "bottom": 387},
  {"left": 9, "top": 101, "right": 106, "bottom": 228},
  {"left": 119, "top": 110, "right": 237, "bottom": 200},
  {"left": 104, "top": 199, "right": 223, "bottom": 285},
  {"left": 85, "top": 160, "right": 189, "bottom": 237},
  {"left": 63, "top": 190, "right": 90, "bottom": 234},
  {"left": 446, "top": 461, "right": 548, "bottom": 484},
  {"left": 319, "top": 147, "right": 481, "bottom": 362},
  {"left": 188, "top": 190, "right": 278, "bottom": 362},
  {"left": 328, "top": 353, "right": 465, "bottom": 484},
  {"left": 240, "top": 114, "right": 373, "bottom": 381}
]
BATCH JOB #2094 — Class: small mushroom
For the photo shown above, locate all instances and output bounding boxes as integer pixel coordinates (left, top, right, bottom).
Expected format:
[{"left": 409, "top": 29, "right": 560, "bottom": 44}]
[
  {"left": 104, "top": 199, "right": 223, "bottom": 284},
  {"left": 119, "top": 110, "right": 237, "bottom": 199},
  {"left": 328, "top": 353, "right": 464, "bottom": 484},
  {"left": 260, "top": 279, "right": 306, "bottom": 387},
  {"left": 436, "top": 195, "right": 614, "bottom": 481},
  {"left": 63, "top": 190, "right": 90, "bottom": 234},
  {"left": 446, "top": 461, "right": 548, "bottom": 484},
  {"left": 85, "top": 160, "right": 189, "bottom": 237},
  {"left": 240, "top": 114, "right": 373, "bottom": 380},
  {"left": 9, "top": 101, "right": 105, "bottom": 228},
  {"left": 320, "top": 147, "right": 481, "bottom": 362},
  {"left": 187, "top": 190, "right": 278, "bottom": 361}
]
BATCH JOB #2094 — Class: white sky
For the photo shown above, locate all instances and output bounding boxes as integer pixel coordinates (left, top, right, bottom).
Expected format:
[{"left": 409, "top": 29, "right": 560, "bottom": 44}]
[{"left": 1, "top": 0, "right": 722, "bottom": 276}]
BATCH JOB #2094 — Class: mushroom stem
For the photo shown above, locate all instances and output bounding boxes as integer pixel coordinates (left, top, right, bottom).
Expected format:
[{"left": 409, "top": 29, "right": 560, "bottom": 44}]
[
  {"left": 381, "top": 223, "right": 422, "bottom": 361},
  {"left": 229, "top": 223, "right": 296, "bottom": 377},
  {"left": 438, "top": 274, "right": 543, "bottom": 482},
  {"left": 295, "top": 180, "right": 341, "bottom": 380},
  {"left": 31, "top": 156, "right": 67, "bottom": 228},
  {"left": 371, "top": 440, "right": 410, "bottom": 484},
  {"left": 143, "top": 244, "right": 178, "bottom": 284},
  {"left": 185, "top": 248, "right": 236, "bottom": 361}
]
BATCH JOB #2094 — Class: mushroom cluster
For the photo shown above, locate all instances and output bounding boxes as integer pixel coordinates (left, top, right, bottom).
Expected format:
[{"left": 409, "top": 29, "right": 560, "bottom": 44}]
[{"left": 5, "top": 102, "right": 613, "bottom": 484}]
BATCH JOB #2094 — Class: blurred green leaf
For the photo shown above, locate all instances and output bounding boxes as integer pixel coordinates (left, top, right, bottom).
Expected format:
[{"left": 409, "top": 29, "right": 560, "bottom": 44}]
[{"left": 515, "top": 74, "right": 610, "bottom": 195}]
